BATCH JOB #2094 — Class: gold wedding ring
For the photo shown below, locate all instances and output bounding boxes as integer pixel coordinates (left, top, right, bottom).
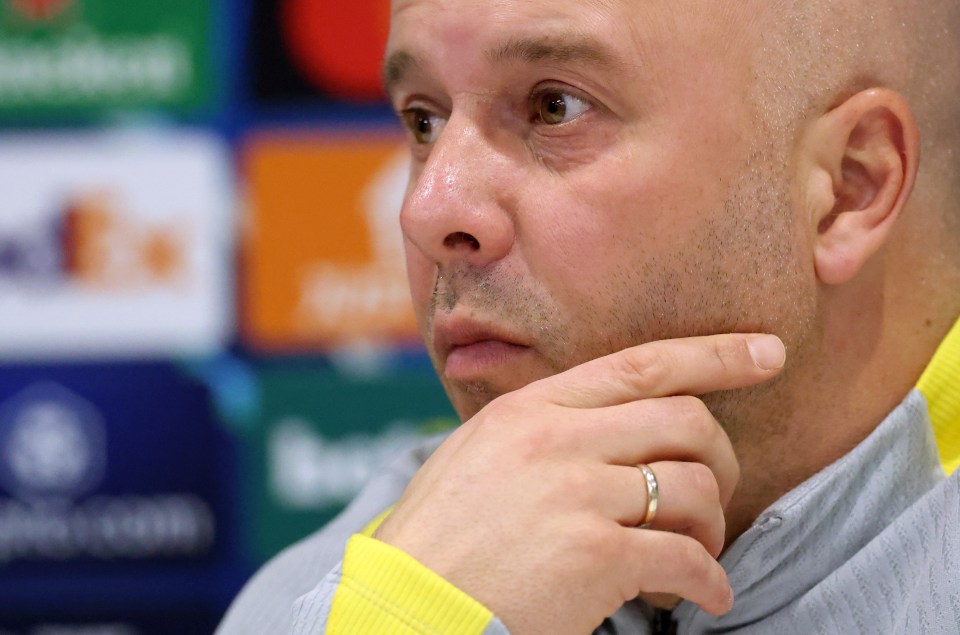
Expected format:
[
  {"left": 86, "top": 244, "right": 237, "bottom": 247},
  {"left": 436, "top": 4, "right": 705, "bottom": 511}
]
[{"left": 637, "top": 463, "right": 659, "bottom": 528}]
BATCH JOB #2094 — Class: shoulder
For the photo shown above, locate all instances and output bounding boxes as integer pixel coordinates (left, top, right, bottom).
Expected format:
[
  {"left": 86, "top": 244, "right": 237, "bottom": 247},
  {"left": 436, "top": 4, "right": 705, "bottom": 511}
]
[
  {"left": 816, "top": 471, "right": 959, "bottom": 632},
  {"left": 791, "top": 470, "right": 959, "bottom": 634}
]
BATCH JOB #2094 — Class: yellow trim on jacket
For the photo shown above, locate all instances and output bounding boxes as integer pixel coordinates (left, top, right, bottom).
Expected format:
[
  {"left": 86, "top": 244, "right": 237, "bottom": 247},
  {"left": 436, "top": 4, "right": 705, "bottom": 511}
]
[
  {"left": 325, "top": 511, "right": 493, "bottom": 634},
  {"left": 917, "top": 317, "right": 960, "bottom": 476}
]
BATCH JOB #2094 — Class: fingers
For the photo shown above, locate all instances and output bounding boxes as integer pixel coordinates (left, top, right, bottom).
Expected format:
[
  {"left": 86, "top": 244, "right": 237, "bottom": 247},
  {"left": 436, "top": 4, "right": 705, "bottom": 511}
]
[
  {"left": 537, "top": 333, "right": 785, "bottom": 409},
  {"left": 596, "top": 462, "right": 726, "bottom": 558},
  {"left": 619, "top": 528, "right": 733, "bottom": 616},
  {"left": 641, "top": 462, "right": 726, "bottom": 557},
  {"left": 582, "top": 396, "right": 739, "bottom": 506}
]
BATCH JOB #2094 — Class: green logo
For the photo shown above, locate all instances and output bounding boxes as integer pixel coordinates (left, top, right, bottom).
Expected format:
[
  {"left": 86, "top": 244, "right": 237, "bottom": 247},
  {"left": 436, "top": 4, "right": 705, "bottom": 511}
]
[
  {"left": 240, "top": 367, "right": 458, "bottom": 562},
  {"left": 0, "top": 0, "right": 213, "bottom": 118}
]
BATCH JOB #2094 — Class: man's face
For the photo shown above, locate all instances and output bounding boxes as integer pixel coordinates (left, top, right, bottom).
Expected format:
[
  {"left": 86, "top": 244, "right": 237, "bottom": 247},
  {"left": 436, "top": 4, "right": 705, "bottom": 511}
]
[{"left": 386, "top": 0, "right": 816, "bottom": 422}]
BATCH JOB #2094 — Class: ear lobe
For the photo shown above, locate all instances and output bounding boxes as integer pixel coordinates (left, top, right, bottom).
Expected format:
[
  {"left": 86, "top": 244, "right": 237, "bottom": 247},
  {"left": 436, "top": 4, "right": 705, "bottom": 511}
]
[{"left": 807, "top": 89, "right": 920, "bottom": 286}]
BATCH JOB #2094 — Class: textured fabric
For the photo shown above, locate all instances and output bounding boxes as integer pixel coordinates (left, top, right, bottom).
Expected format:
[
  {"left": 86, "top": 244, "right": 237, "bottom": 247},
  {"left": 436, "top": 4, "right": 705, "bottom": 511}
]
[
  {"left": 918, "top": 316, "right": 960, "bottom": 475},
  {"left": 294, "top": 509, "right": 498, "bottom": 635},
  {"left": 670, "top": 389, "right": 958, "bottom": 634},
  {"left": 315, "top": 535, "right": 493, "bottom": 634}
]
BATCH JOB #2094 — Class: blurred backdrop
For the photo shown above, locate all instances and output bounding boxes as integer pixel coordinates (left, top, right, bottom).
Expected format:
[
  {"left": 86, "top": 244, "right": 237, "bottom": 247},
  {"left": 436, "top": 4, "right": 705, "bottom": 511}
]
[{"left": 0, "top": 1, "right": 458, "bottom": 632}]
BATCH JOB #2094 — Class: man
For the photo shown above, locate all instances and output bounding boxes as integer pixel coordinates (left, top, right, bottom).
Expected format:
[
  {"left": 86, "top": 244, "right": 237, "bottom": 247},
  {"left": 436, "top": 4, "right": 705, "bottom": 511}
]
[{"left": 219, "top": 0, "right": 960, "bottom": 632}]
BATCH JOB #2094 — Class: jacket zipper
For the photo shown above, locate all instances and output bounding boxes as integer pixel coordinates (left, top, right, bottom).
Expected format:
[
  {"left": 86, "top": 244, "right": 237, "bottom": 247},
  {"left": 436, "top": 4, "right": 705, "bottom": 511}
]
[{"left": 651, "top": 609, "right": 677, "bottom": 635}]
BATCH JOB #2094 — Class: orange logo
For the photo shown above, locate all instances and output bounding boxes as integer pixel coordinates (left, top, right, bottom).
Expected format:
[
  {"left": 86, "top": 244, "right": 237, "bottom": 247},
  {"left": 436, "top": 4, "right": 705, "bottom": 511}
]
[
  {"left": 63, "top": 193, "right": 187, "bottom": 289},
  {"left": 242, "top": 132, "right": 417, "bottom": 350}
]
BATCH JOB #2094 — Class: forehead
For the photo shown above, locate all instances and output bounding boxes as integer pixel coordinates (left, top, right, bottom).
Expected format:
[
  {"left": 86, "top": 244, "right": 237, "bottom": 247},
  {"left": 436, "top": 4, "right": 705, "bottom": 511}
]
[
  {"left": 390, "top": 0, "right": 620, "bottom": 27},
  {"left": 388, "top": 0, "right": 759, "bottom": 40},
  {"left": 390, "top": 0, "right": 611, "bottom": 18},
  {"left": 386, "top": 0, "right": 760, "bottom": 88},
  {"left": 388, "top": 0, "right": 647, "bottom": 56}
]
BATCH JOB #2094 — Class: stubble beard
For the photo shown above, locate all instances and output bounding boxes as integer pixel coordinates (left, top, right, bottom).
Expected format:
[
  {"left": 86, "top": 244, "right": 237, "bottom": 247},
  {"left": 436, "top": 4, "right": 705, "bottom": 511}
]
[
  {"left": 423, "top": 149, "right": 818, "bottom": 445},
  {"left": 425, "top": 263, "right": 573, "bottom": 418}
]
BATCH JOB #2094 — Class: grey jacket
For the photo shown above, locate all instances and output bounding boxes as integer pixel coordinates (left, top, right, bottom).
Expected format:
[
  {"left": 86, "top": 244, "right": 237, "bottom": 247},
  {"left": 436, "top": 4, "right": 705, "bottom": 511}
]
[{"left": 218, "top": 389, "right": 960, "bottom": 634}]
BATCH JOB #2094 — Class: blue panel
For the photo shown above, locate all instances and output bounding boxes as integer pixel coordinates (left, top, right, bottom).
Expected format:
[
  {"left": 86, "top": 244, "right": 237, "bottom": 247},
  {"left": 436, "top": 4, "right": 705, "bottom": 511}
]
[{"left": 0, "top": 362, "right": 247, "bottom": 616}]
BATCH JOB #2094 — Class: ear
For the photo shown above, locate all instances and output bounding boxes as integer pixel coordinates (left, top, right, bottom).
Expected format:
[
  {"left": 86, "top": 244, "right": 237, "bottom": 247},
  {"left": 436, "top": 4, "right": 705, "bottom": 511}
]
[{"left": 803, "top": 88, "right": 920, "bottom": 285}]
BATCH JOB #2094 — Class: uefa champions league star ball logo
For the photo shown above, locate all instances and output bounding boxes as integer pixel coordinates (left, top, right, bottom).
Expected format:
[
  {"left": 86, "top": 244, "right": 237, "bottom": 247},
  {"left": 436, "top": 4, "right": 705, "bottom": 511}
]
[{"left": 0, "top": 383, "right": 106, "bottom": 502}]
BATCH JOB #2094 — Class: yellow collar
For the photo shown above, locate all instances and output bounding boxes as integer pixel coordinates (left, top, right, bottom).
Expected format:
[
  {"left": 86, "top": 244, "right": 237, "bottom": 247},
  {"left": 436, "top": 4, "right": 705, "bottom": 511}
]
[{"left": 917, "top": 317, "right": 960, "bottom": 475}]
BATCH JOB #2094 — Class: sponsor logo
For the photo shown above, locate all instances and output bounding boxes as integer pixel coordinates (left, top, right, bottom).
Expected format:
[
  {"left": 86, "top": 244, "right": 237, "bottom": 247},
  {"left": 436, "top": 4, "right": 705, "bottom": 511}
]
[
  {"left": 0, "top": 33, "right": 192, "bottom": 106},
  {"left": 0, "top": 494, "right": 215, "bottom": 563},
  {"left": 0, "top": 192, "right": 187, "bottom": 289},
  {"left": 0, "top": 131, "right": 231, "bottom": 359},
  {"left": 269, "top": 418, "right": 449, "bottom": 509},
  {"left": 0, "top": 383, "right": 105, "bottom": 501},
  {"left": 0, "top": 0, "right": 210, "bottom": 113},
  {"left": 248, "top": 368, "right": 456, "bottom": 558},
  {"left": 0, "top": 383, "right": 215, "bottom": 564},
  {"left": 243, "top": 134, "right": 417, "bottom": 350}
]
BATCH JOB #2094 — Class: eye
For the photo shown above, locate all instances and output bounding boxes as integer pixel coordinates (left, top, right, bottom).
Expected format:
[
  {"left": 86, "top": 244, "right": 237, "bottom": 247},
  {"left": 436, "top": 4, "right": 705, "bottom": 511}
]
[
  {"left": 532, "top": 90, "right": 591, "bottom": 125},
  {"left": 401, "top": 108, "right": 447, "bottom": 144}
]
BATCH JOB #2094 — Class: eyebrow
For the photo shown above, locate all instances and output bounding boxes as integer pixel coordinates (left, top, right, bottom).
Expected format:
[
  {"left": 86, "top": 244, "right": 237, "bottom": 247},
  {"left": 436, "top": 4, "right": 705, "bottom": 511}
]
[
  {"left": 383, "top": 50, "right": 418, "bottom": 98},
  {"left": 383, "top": 34, "right": 622, "bottom": 98},
  {"left": 487, "top": 35, "right": 619, "bottom": 68}
]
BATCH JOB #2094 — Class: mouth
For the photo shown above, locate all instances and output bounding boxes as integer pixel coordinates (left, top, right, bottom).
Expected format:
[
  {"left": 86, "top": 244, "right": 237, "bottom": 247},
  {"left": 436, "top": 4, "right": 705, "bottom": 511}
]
[{"left": 433, "top": 313, "right": 534, "bottom": 383}]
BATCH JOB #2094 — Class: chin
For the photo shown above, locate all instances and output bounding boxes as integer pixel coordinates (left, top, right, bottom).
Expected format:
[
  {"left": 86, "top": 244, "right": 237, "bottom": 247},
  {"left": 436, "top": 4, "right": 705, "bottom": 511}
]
[{"left": 446, "top": 381, "right": 503, "bottom": 422}]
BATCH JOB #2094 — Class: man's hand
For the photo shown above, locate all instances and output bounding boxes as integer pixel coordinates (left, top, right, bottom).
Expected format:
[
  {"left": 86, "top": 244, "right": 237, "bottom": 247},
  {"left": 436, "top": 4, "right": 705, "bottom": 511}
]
[{"left": 373, "top": 334, "right": 786, "bottom": 635}]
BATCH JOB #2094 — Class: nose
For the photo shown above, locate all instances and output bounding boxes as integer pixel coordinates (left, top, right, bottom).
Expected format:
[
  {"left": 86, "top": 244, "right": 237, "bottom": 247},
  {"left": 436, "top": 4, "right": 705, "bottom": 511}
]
[{"left": 400, "top": 120, "right": 515, "bottom": 269}]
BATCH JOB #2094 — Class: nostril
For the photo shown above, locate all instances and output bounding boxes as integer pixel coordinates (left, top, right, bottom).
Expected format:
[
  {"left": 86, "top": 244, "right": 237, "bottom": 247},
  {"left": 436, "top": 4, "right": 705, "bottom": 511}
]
[{"left": 443, "top": 231, "right": 481, "bottom": 250}]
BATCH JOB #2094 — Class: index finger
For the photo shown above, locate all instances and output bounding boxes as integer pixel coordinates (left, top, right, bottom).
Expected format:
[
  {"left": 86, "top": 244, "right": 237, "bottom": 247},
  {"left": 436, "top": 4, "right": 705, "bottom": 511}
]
[{"left": 535, "top": 333, "right": 785, "bottom": 408}]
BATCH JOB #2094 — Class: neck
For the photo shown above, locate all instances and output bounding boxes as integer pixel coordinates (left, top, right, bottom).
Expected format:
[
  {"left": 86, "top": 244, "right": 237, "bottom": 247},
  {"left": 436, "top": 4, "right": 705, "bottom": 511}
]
[{"left": 721, "top": 249, "right": 960, "bottom": 545}]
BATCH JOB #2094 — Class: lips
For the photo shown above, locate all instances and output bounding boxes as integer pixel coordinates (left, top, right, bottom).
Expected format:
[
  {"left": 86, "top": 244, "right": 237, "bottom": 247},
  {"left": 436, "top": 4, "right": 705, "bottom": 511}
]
[{"left": 433, "top": 314, "right": 533, "bottom": 382}]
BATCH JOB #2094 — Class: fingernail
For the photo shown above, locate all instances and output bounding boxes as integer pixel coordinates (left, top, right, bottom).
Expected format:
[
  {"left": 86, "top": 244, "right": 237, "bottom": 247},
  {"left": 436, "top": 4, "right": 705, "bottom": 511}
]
[
  {"left": 747, "top": 335, "right": 785, "bottom": 370},
  {"left": 725, "top": 587, "right": 735, "bottom": 612}
]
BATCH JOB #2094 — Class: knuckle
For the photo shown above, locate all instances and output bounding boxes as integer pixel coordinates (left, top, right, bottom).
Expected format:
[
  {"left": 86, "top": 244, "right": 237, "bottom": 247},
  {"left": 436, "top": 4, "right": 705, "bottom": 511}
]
[
  {"left": 596, "top": 526, "right": 625, "bottom": 562},
  {"left": 480, "top": 395, "right": 556, "bottom": 453},
  {"left": 706, "top": 512, "right": 727, "bottom": 558},
  {"left": 619, "top": 346, "right": 670, "bottom": 391},
  {"left": 687, "top": 463, "right": 721, "bottom": 502},
  {"left": 729, "top": 459, "right": 742, "bottom": 492},
  {"left": 469, "top": 394, "right": 507, "bottom": 431},
  {"left": 553, "top": 465, "right": 593, "bottom": 502},
  {"left": 677, "top": 397, "right": 715, "bottom": 438},
  {"left": 518, "top": 418, "right": 556, "bottom": 453},
  {"left": 674, "top": 394, "right": 708, "bottom": 420},
  {"left": 569, "top": 519, "right": 618, "bottom": 561},
  {"left": 678, "top": 538, "right": 713, "bottom": 580},
  {"left": 711, "top": 336, "right": 749, "bottom": 374}
]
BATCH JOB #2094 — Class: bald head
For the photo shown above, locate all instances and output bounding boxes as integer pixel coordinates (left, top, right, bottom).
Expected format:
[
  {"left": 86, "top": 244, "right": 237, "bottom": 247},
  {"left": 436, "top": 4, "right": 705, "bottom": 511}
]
[
  {"left": 750, "top": 1, "right": 957, "bottom": 127},
  {"left": 747, "top": 0, "right": 960, "bottom": 237}
]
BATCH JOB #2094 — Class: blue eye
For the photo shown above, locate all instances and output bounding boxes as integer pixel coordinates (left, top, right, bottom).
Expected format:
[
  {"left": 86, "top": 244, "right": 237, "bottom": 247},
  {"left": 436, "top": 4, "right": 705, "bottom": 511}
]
[
  {"left": 401, "top": 108, "right": 447, "bottom": 144},
  {"left": 534, "top": 91, "right": 591, "bottom": 125}
]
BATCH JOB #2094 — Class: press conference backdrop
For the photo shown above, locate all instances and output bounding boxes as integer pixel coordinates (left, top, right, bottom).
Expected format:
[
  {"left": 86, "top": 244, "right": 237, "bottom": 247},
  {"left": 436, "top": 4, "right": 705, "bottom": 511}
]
[{"left": 0, "top": 1, "right": 458, "bottom": 631}]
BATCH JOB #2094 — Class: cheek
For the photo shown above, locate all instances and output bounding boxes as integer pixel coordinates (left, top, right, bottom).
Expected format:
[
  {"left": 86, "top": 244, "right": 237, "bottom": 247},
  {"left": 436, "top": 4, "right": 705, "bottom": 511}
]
[{"left": 518, "top": 153, "right": 710, "bottom": 303}]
